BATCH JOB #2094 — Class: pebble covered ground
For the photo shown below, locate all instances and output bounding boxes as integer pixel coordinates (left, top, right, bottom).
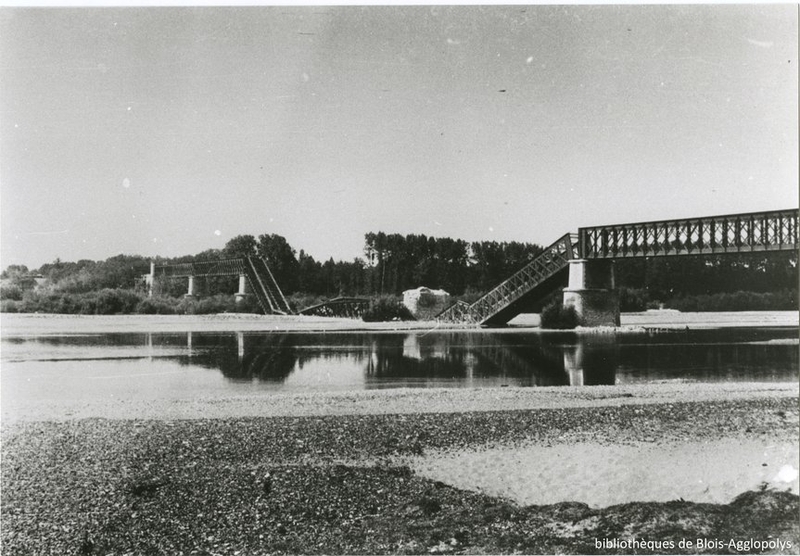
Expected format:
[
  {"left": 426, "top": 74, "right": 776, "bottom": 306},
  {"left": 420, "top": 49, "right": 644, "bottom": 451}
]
[{"left": 3, "top": 397, "right": 799, "bottom": 555}]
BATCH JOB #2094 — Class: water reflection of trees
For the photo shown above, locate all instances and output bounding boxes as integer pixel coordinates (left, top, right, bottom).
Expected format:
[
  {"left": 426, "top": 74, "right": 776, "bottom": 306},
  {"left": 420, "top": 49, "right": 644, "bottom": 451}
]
[
  {"left": 166, "top": 331, "right": 606, "bottom": 386},
  {"left": 81, "top": 327, "right": 799, "bottom": 387},
  {"left": 178, "top": 332, "right": 374, "bottom": 382},
  {"left": 177, "top": 333, "right": 299, "bottom": 382}
]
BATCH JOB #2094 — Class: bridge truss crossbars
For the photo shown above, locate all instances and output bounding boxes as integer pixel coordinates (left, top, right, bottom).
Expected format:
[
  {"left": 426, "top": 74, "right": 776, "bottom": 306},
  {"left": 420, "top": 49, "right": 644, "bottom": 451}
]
[
  {"left": 151, "top": 257, "right": 292, "bottom": 315},
  {"left": 437, "top": 233, "right": 578, "bottom": 324},
  {"left": 579, "top": 209, "right": 798, "bottom": 259},
  {"left": 437, "top": 208, "right": 798, "bottom": 326},
  {"left": 298, "top": 297, "right": 372, "bottom": 318}
]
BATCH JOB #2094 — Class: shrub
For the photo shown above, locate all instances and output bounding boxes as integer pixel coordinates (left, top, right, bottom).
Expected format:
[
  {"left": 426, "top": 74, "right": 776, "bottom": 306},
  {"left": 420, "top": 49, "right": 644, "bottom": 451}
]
[
  {"left": 0, "top": 284, "right": 24, "bottom": 301},
  {"left": 618, "top": 287, "right": 649, "bottom": 312},
  {"left": 95, "top": 288, "right": 143, "bottom": 315},
  {"left": 176, "top": 297, "right": 198, "bottom": 315},
  {"left": 135, "top": 297, "right": 177, "bottom": 315},
  {"left": 540, "top": 300, "right": 578, "bottom": 329},
  {"left": 362, "top": 296, "right": 415, "bottom": 322},
  {"left": 1, "top": 299, "right": 18, "bottom": 313},
  {"left": 287, "top": 293, "right": 326, "bottom": 313},
  {"left": 195, "top": 295, "right": 237, "bottom": 314},
  {"left": 666, "top": 289, "right": 797, "bottom": 312},
  {"left": 233, "top": 295, "right": 262, "bottom": 314},
  {"left": 456, "top": 287, "right": 484, "bottom": 305},
  {"left": 174, "top": 294, "right": 242, "bottom": 315},
  {"left": 78, "top": 295, "right": 98, "bottom": 314}
]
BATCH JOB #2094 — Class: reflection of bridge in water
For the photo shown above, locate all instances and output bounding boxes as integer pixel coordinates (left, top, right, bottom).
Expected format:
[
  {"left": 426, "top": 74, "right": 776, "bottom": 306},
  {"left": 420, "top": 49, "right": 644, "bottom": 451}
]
[
  {"left": 151, "top": 331, "right": 621, "bottom": 387},
  {"left": 75, "top": 327, "right": 795, "bottom": 388},
  {"left": 136, "top": 327, "right": 798, "bottom": 388}
]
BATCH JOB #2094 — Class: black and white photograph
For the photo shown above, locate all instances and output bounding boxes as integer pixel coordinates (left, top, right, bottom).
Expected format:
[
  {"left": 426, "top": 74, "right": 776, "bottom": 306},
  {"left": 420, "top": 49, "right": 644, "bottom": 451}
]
[{"left": 1, "top": 3, "right": 798, "bottom": 554}]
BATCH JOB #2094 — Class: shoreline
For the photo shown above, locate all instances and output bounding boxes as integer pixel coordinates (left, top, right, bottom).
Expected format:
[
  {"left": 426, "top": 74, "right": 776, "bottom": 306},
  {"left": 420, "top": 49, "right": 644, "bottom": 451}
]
[
  {"left": 1, "top": 310, "right": 797, "bottom": 335},
  {"left": 3, "top": 381, "right": 798, "bottom": 423}
]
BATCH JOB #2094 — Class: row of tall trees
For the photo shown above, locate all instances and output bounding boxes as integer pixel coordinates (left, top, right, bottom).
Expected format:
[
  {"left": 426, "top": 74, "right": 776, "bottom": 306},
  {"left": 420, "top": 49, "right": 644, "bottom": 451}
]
[
  {"left": 362, "top": 232, "right": 544, "bottom": 295},
  {"left": 214, "top": 232, "right": 545, "bottom": 297},
  {"left": 2, "top": 231, "right": 797, "bottom": 310},
  {"left": 615, "top": 253, "right": 798, "bottom": 300}
]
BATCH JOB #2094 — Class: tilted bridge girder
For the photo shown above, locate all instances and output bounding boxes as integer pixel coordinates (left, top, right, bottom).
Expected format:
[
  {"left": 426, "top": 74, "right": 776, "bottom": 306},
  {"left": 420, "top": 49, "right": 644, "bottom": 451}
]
[
  {"left": 437, "top": 233, "right": 579, "bottom": 327},
  {"left": 437, "top": 208, "right": 798, "bottom": 327}
]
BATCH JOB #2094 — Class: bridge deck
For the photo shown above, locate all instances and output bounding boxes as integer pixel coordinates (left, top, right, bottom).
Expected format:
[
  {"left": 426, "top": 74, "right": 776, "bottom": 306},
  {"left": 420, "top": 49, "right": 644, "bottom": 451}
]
[{"left": 579, "top": 209, "right": 797, "bottom": 259}]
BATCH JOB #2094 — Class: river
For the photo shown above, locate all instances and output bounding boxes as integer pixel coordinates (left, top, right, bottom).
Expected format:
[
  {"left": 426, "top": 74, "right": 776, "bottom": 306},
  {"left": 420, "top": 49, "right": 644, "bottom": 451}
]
[{"left": 2, "top": 323, "right": 797, "bottom": 417}]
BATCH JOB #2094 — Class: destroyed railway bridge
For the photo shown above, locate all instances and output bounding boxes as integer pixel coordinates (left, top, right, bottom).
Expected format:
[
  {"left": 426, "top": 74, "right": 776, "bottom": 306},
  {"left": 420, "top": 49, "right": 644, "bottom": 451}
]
[{"left": 147, "top": 208, "right": 798, "bottom": 327}]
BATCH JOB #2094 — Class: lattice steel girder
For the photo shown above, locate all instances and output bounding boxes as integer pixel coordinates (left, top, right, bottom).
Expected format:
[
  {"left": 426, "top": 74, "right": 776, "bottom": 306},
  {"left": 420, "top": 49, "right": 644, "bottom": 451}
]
[
  {"left": 153, "top": 258, "right": 246, "bottom": 278},
  {"left": 470, "top": 233, "right": 578, "bottom": 323},
  {"left": 299, "top": 297, "right": 371, "bottom": 318},
  {"left": 578, "top": 209, "right": 798, "bottom": 259}
]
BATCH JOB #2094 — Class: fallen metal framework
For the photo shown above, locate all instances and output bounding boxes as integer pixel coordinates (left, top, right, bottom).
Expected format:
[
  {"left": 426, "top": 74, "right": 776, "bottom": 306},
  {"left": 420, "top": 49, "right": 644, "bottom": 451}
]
[
  {"left": 438, "top": 233, "right": 579, "bottom": 325},
  {"left": 298, "top": 297, "right": 372, "bottom": 319}
]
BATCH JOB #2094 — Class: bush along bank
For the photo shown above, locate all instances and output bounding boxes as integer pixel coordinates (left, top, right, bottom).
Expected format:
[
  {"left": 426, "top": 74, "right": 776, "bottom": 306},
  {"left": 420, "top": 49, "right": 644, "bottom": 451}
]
[
  {"left": 2, "top": 286, "right": 795, "bottom": 317},
  {"left": 0, "top": 289, "right": 262, "bottom": 316},
  {"left": 539, "top": 300, "right": 579, "bottom": 330},
  {"left": 0, "top": 289, "right": 416, "bottom": 320},
  {"left": 362, "top": 295, "right": 415, "bottom": 322}
]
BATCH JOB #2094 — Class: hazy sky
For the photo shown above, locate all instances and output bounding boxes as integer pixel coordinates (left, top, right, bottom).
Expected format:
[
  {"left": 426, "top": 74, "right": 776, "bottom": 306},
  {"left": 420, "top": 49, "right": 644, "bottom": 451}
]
[{"left": 1, "top": 4, "right": 797, "bottom": 269}]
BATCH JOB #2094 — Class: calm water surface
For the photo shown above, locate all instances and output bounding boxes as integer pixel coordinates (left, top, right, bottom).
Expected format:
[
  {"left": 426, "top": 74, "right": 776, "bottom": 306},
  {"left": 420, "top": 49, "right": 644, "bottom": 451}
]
[{"left": 1, "top": 327, "right": 797, "bottom": 407}]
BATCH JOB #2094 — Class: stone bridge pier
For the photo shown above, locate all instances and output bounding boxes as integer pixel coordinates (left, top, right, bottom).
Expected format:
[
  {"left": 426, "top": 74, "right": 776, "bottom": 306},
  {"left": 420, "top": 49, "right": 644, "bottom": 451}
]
[
  {"left": 235, "top": 274, "right": 249, "bottom": 305},
  {"left": 562, "top": 259, "right": 620, "bottom": 327}
]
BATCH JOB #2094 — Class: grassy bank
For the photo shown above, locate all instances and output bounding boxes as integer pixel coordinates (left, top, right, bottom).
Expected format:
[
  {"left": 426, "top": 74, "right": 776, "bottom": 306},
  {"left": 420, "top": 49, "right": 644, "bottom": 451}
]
[{"left": 2, "top": 397, "right": 798, "bottom": 555}]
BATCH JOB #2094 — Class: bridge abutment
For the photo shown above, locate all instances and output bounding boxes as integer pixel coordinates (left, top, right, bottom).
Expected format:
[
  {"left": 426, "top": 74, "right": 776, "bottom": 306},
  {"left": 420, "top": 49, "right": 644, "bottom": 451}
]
[{"left": 562, "top": 259, "right": 620, "bottom": 327}]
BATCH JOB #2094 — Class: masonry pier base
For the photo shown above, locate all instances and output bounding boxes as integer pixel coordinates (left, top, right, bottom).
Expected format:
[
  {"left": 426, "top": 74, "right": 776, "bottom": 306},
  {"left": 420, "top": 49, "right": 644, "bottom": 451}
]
[{"left": 562, "top": 259, "right": 620, "bottom": 327}]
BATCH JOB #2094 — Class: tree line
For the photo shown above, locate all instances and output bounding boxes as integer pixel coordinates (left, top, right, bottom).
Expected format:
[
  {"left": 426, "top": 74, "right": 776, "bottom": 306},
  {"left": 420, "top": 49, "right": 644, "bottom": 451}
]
[{"left": 1, "top": 231, "right": 796, "bottom": 314}]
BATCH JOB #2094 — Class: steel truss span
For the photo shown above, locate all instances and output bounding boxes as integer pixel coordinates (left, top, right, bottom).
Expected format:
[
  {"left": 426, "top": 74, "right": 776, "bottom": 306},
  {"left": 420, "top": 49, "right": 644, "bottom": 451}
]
[
  {"left": 298, "top": 297, "right": 371, "bottom": 318},
  {"left": 579, "top": 209, "right": 798, "bottom": 259},
  {"left": 437, "top": 233, "right": 578, "bottom": 325},
  {"left": 150, "top": 257, "right": 292, "bottom": 315},
  {"left": 437, "top": 208, "right": 797, "bottom": 326},
  {"left": 152, "top": 258, "right": 246, "bottom": 278}
]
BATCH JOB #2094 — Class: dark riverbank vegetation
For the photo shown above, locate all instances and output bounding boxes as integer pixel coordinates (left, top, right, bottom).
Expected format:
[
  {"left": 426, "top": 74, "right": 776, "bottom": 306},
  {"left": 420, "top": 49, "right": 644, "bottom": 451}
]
[{"left": 1, "top": 232, "right": 796, "bottom": 316}]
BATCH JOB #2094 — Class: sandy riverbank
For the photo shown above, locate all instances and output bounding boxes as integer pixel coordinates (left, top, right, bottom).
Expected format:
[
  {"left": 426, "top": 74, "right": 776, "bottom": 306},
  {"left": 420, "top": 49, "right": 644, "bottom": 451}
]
[{"left": 2, "top": 310, "right": 797, "bottom": 335}]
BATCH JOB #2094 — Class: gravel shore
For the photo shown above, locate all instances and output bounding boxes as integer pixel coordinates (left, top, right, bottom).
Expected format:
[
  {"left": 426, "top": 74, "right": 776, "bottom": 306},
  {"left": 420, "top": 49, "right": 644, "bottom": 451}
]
[{"left": 2, "top": 394, "right": 798, "bottom": 555}]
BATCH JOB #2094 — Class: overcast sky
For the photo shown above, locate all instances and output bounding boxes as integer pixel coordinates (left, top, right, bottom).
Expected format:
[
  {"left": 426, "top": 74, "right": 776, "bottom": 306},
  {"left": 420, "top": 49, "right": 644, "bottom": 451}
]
[{"left": 1, "top": 4, "right": 797, "bottom": 269}]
